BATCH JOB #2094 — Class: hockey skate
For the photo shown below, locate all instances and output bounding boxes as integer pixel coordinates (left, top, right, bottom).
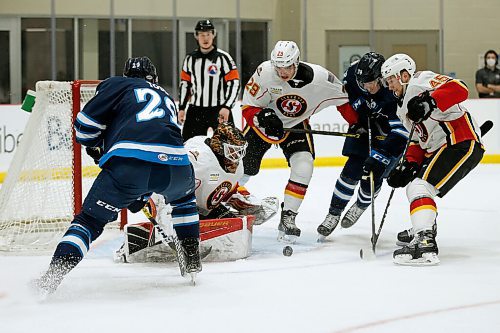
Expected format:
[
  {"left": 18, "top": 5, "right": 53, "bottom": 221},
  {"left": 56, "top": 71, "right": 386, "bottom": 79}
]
[
  {"left": 340, "top": 202, "right": 367, "bottom": 228},
  {"left": 393, "top": 229, "right": 440, "bottom": 266},
  {"left": 181, "top": 237, "right": 202, "bottom": 284},
  {"left": 277, "top": 209, "right": 301, "bottom": 244},
  {"left": 317, "top": 213, "right": 340, "bottom": 241},
  {"left": 31, "top": 260, "right": 71, "bottom": 297},
  {"left": 396, "top": 224, "right": 437, "bottom": 246}
]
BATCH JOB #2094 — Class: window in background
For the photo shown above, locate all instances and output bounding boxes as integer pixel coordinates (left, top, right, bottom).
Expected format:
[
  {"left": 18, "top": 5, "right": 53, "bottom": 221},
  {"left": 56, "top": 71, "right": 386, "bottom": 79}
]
[
  {"left": 229, "top": 21, "right": 268, "bottom": 94},
  {"left": 132, "top": 19, "right": 174, "bottom": 93},
  {"left": 98, "top": 18, "right": 128, "bottom": 79},
  {"left": 21, "top": 18, "right": 74, "bottom": 97},
  {"left": 0, "top": 31, "right": 10, "bottom": 103}
]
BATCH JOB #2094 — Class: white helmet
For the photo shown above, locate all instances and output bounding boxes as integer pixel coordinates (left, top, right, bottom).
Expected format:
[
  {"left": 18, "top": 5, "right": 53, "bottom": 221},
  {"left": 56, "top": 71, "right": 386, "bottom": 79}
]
[
  {"left": 381, "top": 54, "right": 416, "bottom": 81},
  {"left": 271, "top": 41, "right": 300, "bottom": 68}
]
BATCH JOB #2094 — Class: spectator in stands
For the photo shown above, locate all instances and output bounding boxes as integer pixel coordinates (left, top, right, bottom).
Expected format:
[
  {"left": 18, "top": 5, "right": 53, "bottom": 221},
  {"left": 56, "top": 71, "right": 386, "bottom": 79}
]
[{"left": 475, "top": 50, "right": 500, "bottom": 98}]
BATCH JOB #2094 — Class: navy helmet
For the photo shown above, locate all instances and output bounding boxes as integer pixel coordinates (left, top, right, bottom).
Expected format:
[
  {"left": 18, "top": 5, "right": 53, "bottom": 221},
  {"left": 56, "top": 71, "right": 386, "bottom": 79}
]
[
  {"left": 355, "top": 52, "right": 385, "bottom": 88},
  {"left": 123, "top": 56, "right": 158, "bottom": 83}
]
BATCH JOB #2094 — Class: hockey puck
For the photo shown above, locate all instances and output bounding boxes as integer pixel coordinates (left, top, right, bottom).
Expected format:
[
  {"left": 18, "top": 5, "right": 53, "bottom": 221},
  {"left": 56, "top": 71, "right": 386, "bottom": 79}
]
[{"left": 283, "top": 246, "right": 293, "bottom": 256}]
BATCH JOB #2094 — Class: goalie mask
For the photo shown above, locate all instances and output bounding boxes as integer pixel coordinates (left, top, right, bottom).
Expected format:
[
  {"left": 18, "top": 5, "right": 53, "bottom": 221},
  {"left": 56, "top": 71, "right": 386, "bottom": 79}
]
[
  {"left": 355, "top": 52, "right": 385, "bottom": 92},
  {"left": 123, "top": 56, "right": 158, "bottom": 84},
  {"left": 209, "top": 122, "right": 247, "bottom": 173}
]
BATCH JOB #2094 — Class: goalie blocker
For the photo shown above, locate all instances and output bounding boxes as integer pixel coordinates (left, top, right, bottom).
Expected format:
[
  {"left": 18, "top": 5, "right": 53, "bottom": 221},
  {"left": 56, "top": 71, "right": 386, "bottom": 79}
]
[{"left": 116, "top": 215, "right": 255, "bottom": 263}]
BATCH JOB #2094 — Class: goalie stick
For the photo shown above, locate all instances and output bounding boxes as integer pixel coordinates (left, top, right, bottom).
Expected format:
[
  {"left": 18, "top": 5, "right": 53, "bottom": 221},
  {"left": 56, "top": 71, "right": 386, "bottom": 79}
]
[{"left": 361, "top": 119, "right": 494, "bottom": 259}]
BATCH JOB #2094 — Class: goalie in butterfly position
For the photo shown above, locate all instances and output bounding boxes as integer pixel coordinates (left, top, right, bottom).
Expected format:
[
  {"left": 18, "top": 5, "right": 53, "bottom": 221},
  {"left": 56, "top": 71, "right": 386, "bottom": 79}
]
[
  {"left": 34, "top": 57, "right": 202, "bottom": 294},
  {"left": 118, "top": 122, "right": 279, "bottom": 261},
  {"left": 382, "top": 54, "right": 485, "bottom": 265}
]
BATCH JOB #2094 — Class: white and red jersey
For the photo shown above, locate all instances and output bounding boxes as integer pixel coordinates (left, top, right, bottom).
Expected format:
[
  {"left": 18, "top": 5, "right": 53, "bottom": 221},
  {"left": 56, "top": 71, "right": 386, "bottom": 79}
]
[
  {"left": 241, "top": 61, "right": 352, "bottom": 142},
  {"left": 185, "top": 136, "right": 243, "bottom": 216},
  {"left": 399, "top": 71, "right": 483, "bottom": 163}
]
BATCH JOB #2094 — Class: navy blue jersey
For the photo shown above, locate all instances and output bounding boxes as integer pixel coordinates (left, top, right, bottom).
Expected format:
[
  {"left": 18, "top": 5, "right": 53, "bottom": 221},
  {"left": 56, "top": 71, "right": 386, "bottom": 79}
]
[
  {"left": 343, "top": 62, "right": 408, "bottom": 157},
  {"left": 75, "top": 76, "right": 189, "bottom": 167}
]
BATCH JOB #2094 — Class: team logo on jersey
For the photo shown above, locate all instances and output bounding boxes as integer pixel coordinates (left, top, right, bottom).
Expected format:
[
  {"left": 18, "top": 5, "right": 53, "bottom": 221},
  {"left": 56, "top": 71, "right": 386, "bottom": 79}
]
[
  {"left": 158, "top": 153, "right": 169, "bottom": 161},
  {"left": 276, "top": 94, "right": 307, "bottom": 118},
  {"left": 207, "top": 181, "right": 233, "bottom": 209},
  {"left": 207, "top": 64, "right": 218, "bottom": 76},
  {"left": 415, "top": 122, "right": 429, "bottom": 142}
]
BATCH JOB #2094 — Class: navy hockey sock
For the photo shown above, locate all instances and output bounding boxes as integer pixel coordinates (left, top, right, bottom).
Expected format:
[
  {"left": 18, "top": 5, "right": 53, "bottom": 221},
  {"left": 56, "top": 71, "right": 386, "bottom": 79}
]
[
  {"left": 171, "top": 193, "right": 200, "bottom": 240},
  {"left": 329, "top": 175, "right": 358, "bottom": 215}
]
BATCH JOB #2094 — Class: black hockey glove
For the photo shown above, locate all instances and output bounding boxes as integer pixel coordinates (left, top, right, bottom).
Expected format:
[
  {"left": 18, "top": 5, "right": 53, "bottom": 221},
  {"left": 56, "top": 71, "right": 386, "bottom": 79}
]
[
  {"left": 387, "top": 161, "right": 420, "bottom": 188},
  {"left": 348, "top": 122, "right": 368, "bottom": 136},
  {"left": 85, "top": 146, "right": 104, "bottom": 165},
  {"left": 256, "top": 108, "right": 284, "bottom": 139},
  {"left": 407, "top": 90, "right": 437, "bottom": 123},
  {"left": 127, "top": 193, "right": 152, "bottom": 213},
  {"left": 362, "top": 149, "right": 391, "bottom": 179}
]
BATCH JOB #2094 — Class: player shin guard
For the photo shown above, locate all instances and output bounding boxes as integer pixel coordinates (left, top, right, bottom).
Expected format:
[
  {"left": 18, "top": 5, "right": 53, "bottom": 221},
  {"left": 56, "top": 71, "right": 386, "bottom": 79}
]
[
  {"left": 283, "top": 180, "right": 308, "bottom": 213},
  {"left": 409, "top": 197, "right": 437, "bottom": 233}
]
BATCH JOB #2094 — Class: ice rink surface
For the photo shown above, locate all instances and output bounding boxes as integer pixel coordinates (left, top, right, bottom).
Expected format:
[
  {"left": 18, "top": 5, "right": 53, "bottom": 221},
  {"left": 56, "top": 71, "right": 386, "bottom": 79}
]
[{"left": 1, "top": 164, "right": 499, "bottom": 333}]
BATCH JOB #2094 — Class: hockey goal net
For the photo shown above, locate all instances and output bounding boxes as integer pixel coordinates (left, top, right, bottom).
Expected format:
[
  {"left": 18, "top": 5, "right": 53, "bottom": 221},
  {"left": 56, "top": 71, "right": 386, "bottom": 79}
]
[{"left": 0, "top": 80, "right": 126, "bottom": 252}]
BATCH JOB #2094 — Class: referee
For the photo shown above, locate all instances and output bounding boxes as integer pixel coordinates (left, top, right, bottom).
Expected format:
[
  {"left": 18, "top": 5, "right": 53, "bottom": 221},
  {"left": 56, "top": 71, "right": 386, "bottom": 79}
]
[{"left": 178, "top": 19, "right": 240, "bottom": 141}]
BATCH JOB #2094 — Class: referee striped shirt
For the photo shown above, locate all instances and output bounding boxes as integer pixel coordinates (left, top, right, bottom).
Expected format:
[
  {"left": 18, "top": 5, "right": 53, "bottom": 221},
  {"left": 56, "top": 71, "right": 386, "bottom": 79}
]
[{"left": 179, "top": 47, "right": 240, "bottom": 110}]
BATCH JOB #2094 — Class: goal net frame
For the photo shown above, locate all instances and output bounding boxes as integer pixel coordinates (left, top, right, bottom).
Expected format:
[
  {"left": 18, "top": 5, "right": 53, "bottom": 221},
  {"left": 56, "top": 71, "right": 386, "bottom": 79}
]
[{"left": 0, "top": 80, "right": 127, "bottom": 253}]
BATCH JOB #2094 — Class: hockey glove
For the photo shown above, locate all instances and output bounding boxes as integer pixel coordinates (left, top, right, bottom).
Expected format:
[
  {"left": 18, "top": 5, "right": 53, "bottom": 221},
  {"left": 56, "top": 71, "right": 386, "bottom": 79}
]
[
  {"left": 407, "top": 90, "right": 437, "bottom": 123},
  {"left": 85, "top": 146, "right": 104, "bottom": 165},
  {"left": 256, "top": 108, "right": 284, "bottom": 139},
  {"left": 128, "top": 193, "right": 153, "bottom": 213},
  {"left": 348, "top": 122, "right": 368, "bottom": 136},
  {"left": 387, "top": 161, "right": 420, "bottom": 188},
  {"left": 362, "top": 149, "right": 391, "bottom": 179}
]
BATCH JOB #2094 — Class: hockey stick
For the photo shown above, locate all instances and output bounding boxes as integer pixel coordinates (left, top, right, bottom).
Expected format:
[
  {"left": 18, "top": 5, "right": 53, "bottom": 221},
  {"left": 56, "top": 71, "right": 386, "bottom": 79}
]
[
  {"left": 141, "top": 206, "right": 187, "bottom": 277},
  {"left": 284, "top": 128, "right": 360, "bottom": 138},
  {"left": 370, "top": 123, "right": 417, "bottom": 252}
]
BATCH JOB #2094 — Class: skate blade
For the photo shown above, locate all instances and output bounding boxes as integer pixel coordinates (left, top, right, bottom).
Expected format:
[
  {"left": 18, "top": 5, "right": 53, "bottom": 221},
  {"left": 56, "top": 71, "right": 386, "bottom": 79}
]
[
  {"left": 277, "top": 231, "right": 298, "bottom": 244},
  {"left": 189, "top": 272, "right": 197, "bottom": 286},
  {"left": 317, "top": 234, "right": 327, "bottom": 243},
  {"left": 393, "top": 253, "right": 440, "bottom": 266}
]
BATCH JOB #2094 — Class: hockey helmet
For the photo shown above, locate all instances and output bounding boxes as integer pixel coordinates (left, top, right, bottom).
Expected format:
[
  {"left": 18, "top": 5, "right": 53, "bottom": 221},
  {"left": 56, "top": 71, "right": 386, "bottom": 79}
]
[
  {"left": 123, "top": 56, "right": 158, "bottom": 83},
  {"left": 209, "top": 122, "right": 247, "bottom": 167},
  {"left": 195, "top": 19, "right": 216, "bottom": 36},
  {"left": 355, "top": 52, "right": 385, "bottom": 88},
  {"left": 271, "top": 41, "right": 300, "bottom": 68},
  {"left": 381, "top": 53, "right": 416, "bottom": 81}
]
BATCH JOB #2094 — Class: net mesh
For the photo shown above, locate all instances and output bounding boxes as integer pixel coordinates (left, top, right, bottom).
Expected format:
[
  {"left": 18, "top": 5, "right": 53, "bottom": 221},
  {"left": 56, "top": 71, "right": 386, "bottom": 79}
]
[{"left": 0, "top": 81, "right": 102, "bottom": 252}]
